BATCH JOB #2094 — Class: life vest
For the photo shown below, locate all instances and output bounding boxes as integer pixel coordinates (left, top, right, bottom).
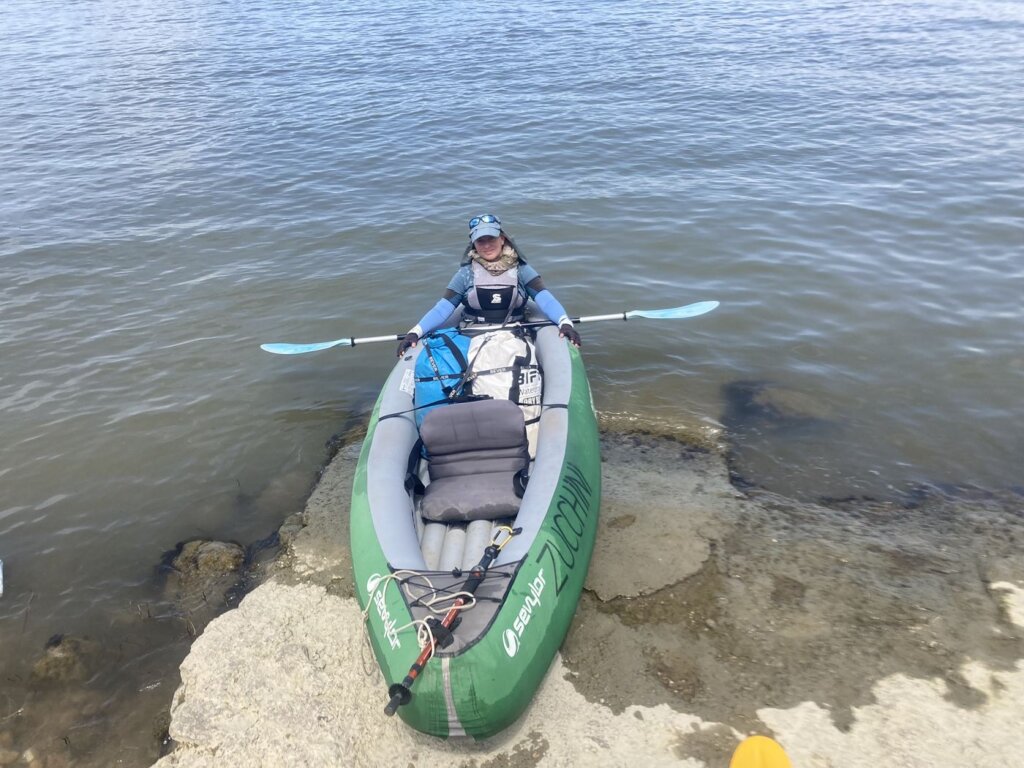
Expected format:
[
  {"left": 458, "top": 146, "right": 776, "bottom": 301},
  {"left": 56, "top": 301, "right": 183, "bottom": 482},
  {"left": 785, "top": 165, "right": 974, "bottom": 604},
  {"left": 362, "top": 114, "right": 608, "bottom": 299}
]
[
  {"left": 465, "top": 328, "right": 542, "bottom": 456},
  {"left": 413, "top": 328, "right": 472, "bottom": 427},
  {"left": 463, "top": 262, "right": 527, "bottom": 324}
]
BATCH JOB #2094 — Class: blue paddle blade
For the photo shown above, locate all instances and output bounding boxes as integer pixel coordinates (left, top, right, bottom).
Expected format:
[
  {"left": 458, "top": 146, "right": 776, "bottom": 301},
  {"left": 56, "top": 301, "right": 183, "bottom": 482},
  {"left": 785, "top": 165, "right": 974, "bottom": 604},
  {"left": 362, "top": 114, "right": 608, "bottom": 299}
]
[
  {"left": 627, "top": 301, "right": 719, "bottom": 320},
  {"left": 260, "top": 339, "right": 351, "bottom": 355}
]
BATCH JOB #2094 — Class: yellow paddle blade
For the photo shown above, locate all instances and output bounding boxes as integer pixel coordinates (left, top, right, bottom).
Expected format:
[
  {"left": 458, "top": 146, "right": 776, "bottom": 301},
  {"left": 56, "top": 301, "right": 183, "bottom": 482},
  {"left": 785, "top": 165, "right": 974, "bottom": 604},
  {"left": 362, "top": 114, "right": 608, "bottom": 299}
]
[{"left": 729, "top": 735, "right": 792, "bottom": 768}]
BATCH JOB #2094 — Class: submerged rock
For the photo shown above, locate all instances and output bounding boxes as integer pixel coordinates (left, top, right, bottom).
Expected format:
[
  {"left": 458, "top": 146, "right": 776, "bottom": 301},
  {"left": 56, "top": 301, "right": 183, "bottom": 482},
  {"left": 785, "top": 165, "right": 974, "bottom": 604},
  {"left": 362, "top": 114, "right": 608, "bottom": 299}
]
[
  {"left": 722, "top": 379, "right": 836, "bottom": 430},
  {"left": 30, "top": 634, "right": 101, "bottom": 683},
  {"left": 163, "top": 540, "right": 244, "bottom": 587},
  {"left": 161, "top": 540, "right": 246, "bottom": 622},
  {"left": 173, "top": 540, "right": 245, "bottom": 578}
]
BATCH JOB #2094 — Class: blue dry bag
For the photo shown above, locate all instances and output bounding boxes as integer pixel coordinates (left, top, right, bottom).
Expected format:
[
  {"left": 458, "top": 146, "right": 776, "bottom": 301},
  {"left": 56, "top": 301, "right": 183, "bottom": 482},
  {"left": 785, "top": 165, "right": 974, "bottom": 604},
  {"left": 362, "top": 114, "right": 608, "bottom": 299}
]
[{"left": 413, "top": 328, "right": 471, "bottom": 427}]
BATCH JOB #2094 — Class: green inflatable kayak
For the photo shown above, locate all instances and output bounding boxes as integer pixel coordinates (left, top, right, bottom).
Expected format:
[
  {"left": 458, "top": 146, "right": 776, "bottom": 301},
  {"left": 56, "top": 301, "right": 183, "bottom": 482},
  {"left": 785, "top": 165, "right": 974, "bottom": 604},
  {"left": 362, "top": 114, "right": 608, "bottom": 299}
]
[{"left": 351, "top": 322, "right": 601, "bottom": 738}]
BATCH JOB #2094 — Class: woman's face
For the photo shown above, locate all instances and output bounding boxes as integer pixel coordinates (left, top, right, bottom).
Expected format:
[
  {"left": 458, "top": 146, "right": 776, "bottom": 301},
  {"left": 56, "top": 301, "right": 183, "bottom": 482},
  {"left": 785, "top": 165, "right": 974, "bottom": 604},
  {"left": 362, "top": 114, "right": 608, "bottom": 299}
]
[{"left": 473, "top": 234, "right": 505, "bottom": 261}]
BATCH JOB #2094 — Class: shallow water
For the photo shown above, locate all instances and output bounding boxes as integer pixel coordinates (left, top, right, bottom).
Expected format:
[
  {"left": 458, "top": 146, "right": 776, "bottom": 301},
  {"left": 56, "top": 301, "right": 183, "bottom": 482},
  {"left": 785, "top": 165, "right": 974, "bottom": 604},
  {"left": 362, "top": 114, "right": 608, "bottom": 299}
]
[{"left": 1, "top": 0, "right": 1023, "bottom": 764}]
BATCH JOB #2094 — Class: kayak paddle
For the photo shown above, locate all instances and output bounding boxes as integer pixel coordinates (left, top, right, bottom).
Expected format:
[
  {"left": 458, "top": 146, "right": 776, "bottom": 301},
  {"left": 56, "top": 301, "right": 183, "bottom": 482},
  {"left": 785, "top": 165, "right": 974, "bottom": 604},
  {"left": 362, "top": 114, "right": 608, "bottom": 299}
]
[
  {"left": 729, "top": 735, "right": 792, "bottom": 768},
  {"left": 260, "top": 300, "right": 719, "bottom": 355}
]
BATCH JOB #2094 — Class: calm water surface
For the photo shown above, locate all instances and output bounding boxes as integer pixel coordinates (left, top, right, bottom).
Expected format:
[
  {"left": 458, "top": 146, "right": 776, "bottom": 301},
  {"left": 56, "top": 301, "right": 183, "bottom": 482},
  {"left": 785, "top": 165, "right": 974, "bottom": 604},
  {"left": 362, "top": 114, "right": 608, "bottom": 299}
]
[{"left": 1, "top": 0, "right": 1022, "bottom": 763}]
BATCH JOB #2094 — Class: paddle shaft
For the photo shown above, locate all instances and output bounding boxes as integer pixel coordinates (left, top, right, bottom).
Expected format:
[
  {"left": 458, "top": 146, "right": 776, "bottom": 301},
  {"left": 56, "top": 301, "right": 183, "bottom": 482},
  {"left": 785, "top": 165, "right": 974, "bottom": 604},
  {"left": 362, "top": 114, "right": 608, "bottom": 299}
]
[
  {"left": 383, "top": 594, "right": 467, "bottom": 717},
  {"left": 260, "top": 301, "right": 718, "bottom": 354},
  {"left": 333, "top": 333, "right": 402, "bottom": 348},
  {"left": 290, "top": 313, "right": 640, "bottom": 349}
]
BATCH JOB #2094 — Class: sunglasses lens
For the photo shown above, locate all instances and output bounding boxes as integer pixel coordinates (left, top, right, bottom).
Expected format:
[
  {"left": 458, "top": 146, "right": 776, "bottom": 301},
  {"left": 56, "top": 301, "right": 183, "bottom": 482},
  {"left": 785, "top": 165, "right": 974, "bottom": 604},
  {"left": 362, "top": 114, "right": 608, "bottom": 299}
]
[{"left": 468, "top": 214, "right": 500, "bottom": 229}]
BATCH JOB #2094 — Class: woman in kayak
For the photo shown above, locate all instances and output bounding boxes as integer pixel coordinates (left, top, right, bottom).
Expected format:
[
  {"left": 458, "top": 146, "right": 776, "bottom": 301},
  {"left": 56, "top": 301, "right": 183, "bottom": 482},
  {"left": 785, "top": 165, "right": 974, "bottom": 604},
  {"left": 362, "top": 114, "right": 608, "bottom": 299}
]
[{"left": 397, "top": 214, "right": 582, "bottom": 356}]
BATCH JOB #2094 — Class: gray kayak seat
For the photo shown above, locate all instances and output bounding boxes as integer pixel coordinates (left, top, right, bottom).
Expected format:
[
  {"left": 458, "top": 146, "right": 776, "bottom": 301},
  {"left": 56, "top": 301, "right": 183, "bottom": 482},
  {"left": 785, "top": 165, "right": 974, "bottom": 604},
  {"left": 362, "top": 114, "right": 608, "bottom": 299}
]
[{"left": 419, "top": 398, "right": 529, "bottom": 523}]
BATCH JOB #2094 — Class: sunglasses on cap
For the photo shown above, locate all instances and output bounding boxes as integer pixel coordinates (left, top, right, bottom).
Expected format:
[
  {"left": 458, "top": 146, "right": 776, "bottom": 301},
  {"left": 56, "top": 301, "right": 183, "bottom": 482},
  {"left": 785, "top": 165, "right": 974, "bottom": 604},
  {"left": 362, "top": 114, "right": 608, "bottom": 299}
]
[{"left": 468, "top": 214, "right": 501, "bottom": 229}]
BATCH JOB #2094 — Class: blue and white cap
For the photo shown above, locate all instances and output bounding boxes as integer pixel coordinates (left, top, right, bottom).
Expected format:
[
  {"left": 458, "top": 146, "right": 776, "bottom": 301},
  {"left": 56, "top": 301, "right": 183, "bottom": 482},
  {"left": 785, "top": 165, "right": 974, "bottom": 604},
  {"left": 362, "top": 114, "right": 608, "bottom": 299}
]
[{"left": 468, "top": 213, "right": 502, "bottom": 242}]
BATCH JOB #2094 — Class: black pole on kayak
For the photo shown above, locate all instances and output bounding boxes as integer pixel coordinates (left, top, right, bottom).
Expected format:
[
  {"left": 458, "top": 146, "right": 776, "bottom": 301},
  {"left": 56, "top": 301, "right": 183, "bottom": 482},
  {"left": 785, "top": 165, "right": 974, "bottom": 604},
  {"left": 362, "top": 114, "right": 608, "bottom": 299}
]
[{"left": 384, "top": 525, "right": 519, "bottom": 717}]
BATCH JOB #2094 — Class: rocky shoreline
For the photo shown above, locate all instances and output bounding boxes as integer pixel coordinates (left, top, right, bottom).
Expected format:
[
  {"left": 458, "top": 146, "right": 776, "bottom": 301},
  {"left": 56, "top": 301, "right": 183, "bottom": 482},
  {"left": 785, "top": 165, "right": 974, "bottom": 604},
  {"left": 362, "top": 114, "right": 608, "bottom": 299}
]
[{"left": 149, "top": 429, "right": 1024, "bottom": 768}]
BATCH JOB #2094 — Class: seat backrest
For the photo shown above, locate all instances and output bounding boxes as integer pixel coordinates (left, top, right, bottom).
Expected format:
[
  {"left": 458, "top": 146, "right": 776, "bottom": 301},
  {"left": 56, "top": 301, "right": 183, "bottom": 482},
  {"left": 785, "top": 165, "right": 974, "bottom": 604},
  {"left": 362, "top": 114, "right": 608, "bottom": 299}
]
[{"left": 419, "top": 399, "right": 529, "bottom": 522}]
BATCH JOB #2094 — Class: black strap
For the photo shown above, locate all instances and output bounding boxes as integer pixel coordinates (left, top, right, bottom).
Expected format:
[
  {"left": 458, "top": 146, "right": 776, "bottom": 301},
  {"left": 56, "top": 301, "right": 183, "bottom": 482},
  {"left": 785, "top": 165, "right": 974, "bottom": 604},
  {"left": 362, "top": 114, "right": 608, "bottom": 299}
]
[
  {"left": 513, "top": 468, "right": 529, "bottom": 499},
  {"left": 438, "top": 332, "right": 470, "bottom": 400},
  {"left": 422, "top": 331, "right": 471, "bottom": 401},
  {"left": 423, "top": 345, "right": 449, "bottom": 396},
  {"left": 451, "top": 331, "right": 493, "bottom": 398},
  {"left": 414, "top": 373, "right": 464, "bottom": 383},
  {"left": 463, "top": 363, "right": 541, "bottom": 378},
  {"left": 381, "top": 399, "right": 562, "bottom": 422},
  {"left": 379, "top": 393, "right": 494, "bottom": 422},
  {"left": 426, "top": 614, "right": 462, "bottom": 649},
  {"left": 500, "top": 285, "right": 524, "bottom": 326},
  {"left": 437, "top": 332, "right": 469, "bottom": 370},
  {"left": 404, "top": 439, "right": 425, "bottom": 494}
]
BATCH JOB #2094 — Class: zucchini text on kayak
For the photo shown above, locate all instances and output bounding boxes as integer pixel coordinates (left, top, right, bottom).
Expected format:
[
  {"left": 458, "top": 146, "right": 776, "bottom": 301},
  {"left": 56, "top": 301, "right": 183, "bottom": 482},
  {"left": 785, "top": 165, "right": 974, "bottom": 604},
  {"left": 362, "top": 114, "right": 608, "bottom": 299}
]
[
  {"left": 503, "top": 461, "right": 596, "bottom": 658},
  {"left": 536, "top": 461, "right": 596, "bottom": 596}
]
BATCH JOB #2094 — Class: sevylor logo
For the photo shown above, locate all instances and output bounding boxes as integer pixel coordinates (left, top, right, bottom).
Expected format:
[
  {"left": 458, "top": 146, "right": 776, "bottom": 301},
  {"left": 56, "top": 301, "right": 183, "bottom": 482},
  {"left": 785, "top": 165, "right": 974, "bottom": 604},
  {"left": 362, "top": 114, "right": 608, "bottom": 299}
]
[
  {"left": 502, "top": 569, "right": 546, "bottom": 657},
  {"left": 366, "top": 573, "right": 401, "bottom": 650}
]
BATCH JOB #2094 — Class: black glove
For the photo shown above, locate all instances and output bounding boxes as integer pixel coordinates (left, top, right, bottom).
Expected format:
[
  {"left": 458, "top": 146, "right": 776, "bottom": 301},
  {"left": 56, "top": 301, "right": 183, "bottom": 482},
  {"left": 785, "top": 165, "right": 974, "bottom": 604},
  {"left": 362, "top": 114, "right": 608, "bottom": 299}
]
[
  {"left": 559, "top": 323, "right": 581, "bottom": 347},
  {"left": 397, "top": 332, "right": 419, "bottom": 358}
]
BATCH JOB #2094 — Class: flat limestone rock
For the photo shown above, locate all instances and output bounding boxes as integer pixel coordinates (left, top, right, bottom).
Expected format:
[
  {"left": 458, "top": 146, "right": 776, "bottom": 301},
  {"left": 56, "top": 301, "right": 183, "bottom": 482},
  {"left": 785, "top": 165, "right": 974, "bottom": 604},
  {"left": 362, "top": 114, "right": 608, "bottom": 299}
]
[
  {"left": 587, "top": 434, "right": 743, "bottom": 600},
  {"left": 154, "top": 429, "right": 1024, "bottom": 768},
  {"left": 155, "top": 582, "right": 1024, "bottom": 768},
  {"left": 153, "top": 581, "right": 712, "bottom": 768},
  {"left": 276, "top": 444, "right": 357, "bottom": 592}
]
